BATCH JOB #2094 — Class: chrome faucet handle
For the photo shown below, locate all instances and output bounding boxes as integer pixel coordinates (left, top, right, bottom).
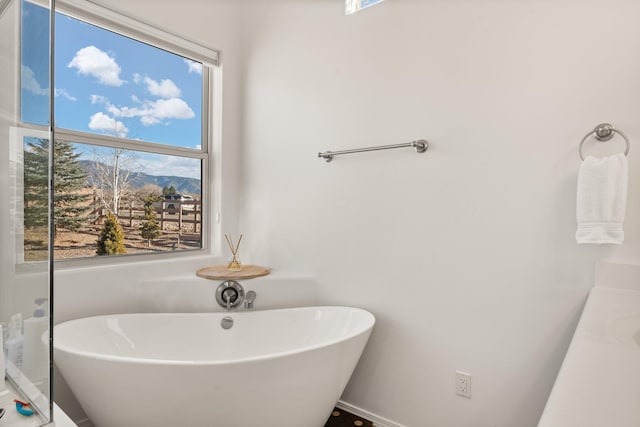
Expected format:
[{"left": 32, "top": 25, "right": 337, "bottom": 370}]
[
  {"left": 244, "top": 291, "right": 257, "bottom": 309},
  {"left": 215, "top": 280, "right": 245, "bottom": 310},
  {"left": 222, "top": 288, "right": 235, "bottom": 311},
  {"left": 222, "top": 287, "right": 237, "bottom": 303}
]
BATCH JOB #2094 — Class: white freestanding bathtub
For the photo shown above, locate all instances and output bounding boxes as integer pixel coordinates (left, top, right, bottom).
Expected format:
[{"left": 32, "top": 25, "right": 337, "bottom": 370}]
[{"left": 53, "top": 307, "right": 375, "bottom": 427}]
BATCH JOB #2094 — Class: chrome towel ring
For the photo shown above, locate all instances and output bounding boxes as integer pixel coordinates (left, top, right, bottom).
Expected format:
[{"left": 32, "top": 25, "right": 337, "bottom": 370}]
[{"left": 579, "top": 123, "right": 630, "bottom": 160}]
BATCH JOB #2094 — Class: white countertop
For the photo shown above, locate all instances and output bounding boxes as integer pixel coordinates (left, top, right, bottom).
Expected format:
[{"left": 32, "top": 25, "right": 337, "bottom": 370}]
[{"left": 538, "top": 286, "right": 640, "bottom": 427}]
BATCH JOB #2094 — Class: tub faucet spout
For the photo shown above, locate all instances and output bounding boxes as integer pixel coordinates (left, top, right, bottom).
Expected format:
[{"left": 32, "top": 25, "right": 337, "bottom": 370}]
[{"left": 244, "top": 291, "right": 257, "bottom": 309}]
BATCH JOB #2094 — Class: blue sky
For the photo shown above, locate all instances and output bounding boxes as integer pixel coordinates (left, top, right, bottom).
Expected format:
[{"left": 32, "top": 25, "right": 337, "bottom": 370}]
[{"left": 21, "top": 1, "right": 203, "bottom": 179}]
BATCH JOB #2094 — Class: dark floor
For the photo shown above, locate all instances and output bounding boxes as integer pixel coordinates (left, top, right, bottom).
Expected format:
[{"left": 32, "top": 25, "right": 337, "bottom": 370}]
[{"left": 324, "top": 407, "right": 373, "bottom": 427}]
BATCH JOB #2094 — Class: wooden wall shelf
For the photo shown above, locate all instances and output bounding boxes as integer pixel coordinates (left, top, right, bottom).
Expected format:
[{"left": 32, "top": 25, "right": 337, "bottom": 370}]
[{"left": 196, "top": 265, "right": 271, "bottom": 280}]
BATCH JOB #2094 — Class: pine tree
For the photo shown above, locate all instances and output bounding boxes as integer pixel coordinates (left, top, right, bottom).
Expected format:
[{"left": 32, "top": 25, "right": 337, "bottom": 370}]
[
  {"left": 139, "top": 193, "right": 161, "bottom": 247},
  {"left": 24, "top": 138, "right": 93, "bottom": 233},
  {"left": 53, "top": 141, "right": 93, "bottom": 232},
  {"left": 23, "top": 139, "right": 50, "bottom": 230},
  {"left": 96, "top": 212, "right": 127, "bottom": 255},
  {"left": 162, "top": 185, "right": 177, "bottom": 195}
]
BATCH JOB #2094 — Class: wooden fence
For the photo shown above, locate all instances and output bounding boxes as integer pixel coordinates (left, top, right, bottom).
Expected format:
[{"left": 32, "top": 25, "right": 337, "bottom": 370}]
[{"left": 94, "top": 200, "right": 202, "bottom": 233}]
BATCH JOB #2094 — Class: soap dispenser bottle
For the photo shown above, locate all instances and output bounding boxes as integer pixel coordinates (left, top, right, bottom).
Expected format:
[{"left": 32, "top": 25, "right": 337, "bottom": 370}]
[
  {"left": 6, "top": 313, "right": 24, "bottom": 370},
  {"left": 22, "top": 298, "right": 49, "bottom": 384}
]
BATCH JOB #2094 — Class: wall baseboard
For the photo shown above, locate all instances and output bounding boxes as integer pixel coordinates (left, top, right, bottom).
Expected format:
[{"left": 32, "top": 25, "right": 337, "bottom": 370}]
[
  {"left": 74, "top": 418, "right": 92, "bottom": 427},
  {"left": 336, "top": 400, "right": 407, "bottom": 427}
]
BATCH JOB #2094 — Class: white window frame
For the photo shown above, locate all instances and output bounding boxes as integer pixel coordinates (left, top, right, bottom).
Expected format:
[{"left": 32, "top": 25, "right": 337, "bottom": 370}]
[{"left": 18, "top": 0, "right": 221, "bottom": 266}]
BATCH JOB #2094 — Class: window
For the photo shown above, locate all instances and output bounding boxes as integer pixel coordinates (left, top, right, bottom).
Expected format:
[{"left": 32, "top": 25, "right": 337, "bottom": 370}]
[{"left": 20, "top": 0, "right": 218, "bottom": 261}]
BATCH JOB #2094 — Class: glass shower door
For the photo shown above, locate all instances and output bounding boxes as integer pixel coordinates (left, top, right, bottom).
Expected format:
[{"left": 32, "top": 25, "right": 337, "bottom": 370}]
[{"left": 0, "top": 0, "right": 53, "bottom": 425}]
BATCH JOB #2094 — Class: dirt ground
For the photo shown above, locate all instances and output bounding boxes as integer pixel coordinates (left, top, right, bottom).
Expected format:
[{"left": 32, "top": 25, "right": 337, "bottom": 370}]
[{"left": 24, "top": 224, "right": 201, "bottom": 261}]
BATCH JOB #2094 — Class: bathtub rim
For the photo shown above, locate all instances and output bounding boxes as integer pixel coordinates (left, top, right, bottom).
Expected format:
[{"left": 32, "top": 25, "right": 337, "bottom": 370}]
[{"left": 53, "top": 305, "right": 375, "bottom": 366}]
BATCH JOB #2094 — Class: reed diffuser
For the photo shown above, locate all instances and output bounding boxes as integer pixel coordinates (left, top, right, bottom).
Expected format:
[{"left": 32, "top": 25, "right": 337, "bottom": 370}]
[{"left": 225, "top": 234, "right": 243, "bottom": 271}]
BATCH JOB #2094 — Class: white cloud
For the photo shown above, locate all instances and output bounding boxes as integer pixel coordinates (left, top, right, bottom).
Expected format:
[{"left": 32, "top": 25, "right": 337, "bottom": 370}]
[
  {"left": 133, "top": 73, "right": 143, "bottom": 84},
  {"left": 105, "top": 103, "right": 139, "bottom": 118},
  {"left": 21, "top": 65, "right": 48, "bottom": 96},
  {"left": 68, "top": 46, "right": 124, "bottom": 87},
  {"left": 148, "top": 98, "right": 194, "bottom": 120},
  {"left": 131, "top": 95, "right": 141, "bottom": 103},
  {"left": 55, "top": 88, "right": 77, "bottom": 101},
  {"left": 90, "top": 94, "right": 108, "bottom": 104},
  {"left": 140, "top": 154, "right": 201, "bottom": 179},
  {"left": 88, "top": 112, "right": 128, "bottom": 137},
  {"left": 106, "top": 97, "right": 194, "bottom": 127},
  {"left": 22, "top": 67, "right": 75, "bottom": 101},
  {"left": 143, "top": 76, "right": 181, "bottom": 98},
  {"left": 183, "top": 59, "right": 203, "bottom": 75}
]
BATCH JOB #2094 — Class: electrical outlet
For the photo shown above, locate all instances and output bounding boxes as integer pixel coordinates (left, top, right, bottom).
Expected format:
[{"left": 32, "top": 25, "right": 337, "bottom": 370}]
[{"left": 455, "top": 371, "right": 472, "bottom": 398}]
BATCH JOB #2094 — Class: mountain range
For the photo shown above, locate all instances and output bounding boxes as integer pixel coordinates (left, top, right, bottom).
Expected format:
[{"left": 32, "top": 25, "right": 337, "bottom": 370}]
[{"left": 80, "top": 160, "right": 201, "bottom": 195}]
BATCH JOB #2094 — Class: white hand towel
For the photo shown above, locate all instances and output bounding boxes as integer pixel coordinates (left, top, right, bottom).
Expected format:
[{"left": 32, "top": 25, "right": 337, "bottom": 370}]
[{"left": 576, "top": 153, "right": 628, "bottom": 244}]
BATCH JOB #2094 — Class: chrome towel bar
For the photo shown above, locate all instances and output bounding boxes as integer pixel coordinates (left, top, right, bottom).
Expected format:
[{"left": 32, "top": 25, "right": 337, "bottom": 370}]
[
  {"left": 579, "top": 123, "right": 630, "bottom": 160},
  {"left": 318, "top": 139, "right": 428, "bottom": 162}
]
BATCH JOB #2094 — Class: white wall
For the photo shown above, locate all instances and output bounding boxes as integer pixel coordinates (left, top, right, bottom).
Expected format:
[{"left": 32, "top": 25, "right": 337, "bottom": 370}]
[
  {"left": 49, "top": 0, "right": 640, "bottom": 426},
  {"left": 238, "top": 1, "right": 640, "bottom": 426}
]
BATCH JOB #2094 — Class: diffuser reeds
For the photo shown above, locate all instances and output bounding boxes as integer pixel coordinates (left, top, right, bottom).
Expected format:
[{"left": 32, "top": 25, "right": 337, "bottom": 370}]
[{"left": 225, "top": 234, "right": 242, "bottom": 271}]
